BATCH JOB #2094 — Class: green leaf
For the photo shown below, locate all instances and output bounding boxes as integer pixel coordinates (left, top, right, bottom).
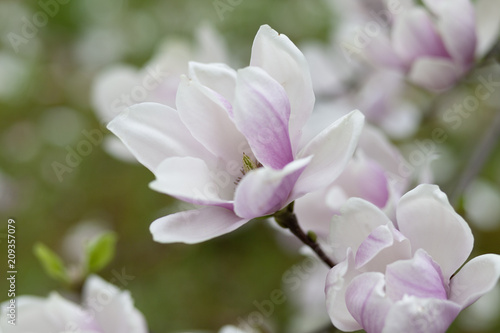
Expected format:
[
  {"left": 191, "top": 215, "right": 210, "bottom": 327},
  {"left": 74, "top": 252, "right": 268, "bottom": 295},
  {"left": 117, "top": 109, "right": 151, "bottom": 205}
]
[
  {"left": 33, "top": 243, "right": 69, "bottom": 283},
  {"left": 85, "top": 232, "right": 117, "bottom": 273}
]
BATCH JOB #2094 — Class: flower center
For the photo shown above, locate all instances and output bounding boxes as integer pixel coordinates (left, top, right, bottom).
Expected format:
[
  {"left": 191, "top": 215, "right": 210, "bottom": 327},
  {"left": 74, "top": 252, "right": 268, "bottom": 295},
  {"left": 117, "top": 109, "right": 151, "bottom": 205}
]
[{"left": 233, "top": 153, "right": 262, "bottom": 185}]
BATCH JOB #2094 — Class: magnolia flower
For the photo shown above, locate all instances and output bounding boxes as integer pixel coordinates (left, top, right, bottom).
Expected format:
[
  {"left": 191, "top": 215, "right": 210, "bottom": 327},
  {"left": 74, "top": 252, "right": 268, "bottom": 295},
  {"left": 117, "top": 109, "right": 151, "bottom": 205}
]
[
  {"left": 295, "top": 124, "right": 409, "bottom": 239},
  {"left": 0, "top": 275, "right": 147, "bottom": 333},
  {"left": 362, "top": 0, "right": 500, "bottom": 91},
  {"left": 325, "top": 184, "right": 500, "bottom": 333},
  {"left": 92, "top": 24, "right": 229, "bottom": 161},
  {"left": 108, "top": 25, "right": 364, "bottom": 244}
]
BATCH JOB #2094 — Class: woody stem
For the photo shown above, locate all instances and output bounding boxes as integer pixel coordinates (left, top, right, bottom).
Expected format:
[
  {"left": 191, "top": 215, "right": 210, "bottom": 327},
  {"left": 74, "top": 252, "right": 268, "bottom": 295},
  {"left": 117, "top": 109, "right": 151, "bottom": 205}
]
[{"left": 274, "top": 203, "right": 335, "bottom": 268}]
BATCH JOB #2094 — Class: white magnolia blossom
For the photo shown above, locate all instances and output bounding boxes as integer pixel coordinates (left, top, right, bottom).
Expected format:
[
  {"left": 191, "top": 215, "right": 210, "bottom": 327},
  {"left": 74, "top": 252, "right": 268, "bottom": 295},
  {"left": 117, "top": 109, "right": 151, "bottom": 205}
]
[
  {"left": 0, "top": 275, "right": 147, "bottom": 333},
  {"left": 108, "top": 25, "right": 364, "bottom": 244},
  {"left": 325, "top": 184, "right": 500, "bottom": 333}
]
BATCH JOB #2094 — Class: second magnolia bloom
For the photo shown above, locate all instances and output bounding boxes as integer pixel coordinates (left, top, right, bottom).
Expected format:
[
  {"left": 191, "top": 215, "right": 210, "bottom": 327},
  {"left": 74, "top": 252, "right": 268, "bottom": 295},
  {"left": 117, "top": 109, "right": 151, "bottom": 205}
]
[{"left": 325, "top": 184, "right": 500, "bottom": 333}]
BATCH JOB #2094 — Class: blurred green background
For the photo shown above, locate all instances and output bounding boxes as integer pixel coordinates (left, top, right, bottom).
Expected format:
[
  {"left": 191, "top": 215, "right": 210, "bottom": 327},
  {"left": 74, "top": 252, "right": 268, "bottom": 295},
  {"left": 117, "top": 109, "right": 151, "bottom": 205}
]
[{"left": 0, "top": 0, "right": 499, "bottom": 332}]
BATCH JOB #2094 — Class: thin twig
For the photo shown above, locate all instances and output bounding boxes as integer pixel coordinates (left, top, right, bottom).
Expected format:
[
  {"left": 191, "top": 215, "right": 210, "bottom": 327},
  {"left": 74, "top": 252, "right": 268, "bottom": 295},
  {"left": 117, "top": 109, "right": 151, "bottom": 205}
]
[{"left": 274, "top": 203, "right": 335, "bottom": 268}]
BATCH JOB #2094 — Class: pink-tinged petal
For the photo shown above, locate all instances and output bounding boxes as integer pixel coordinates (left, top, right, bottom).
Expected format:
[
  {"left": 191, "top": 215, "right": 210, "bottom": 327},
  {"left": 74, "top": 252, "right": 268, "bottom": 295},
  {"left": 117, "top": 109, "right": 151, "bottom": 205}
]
[
  {"left": 334, "top": 155, "right": 389, "bottom": 209},
  {"left": 234, "top": 157, "right": 311, "bottom": 219},
  {"left": 392, "top": 8, "right": 450, "bottom": 67},
  {"left": 150, "top": 207, "right": 249, "bottom": 244},
  {"left": 149, "top": 157, "right": 234, "bottom": 210},
  {"left": 449, "top": 254, "right": 500, "bottom": 308},
  {"left": 475, "top": 0, "right": 500, "bottom": 58},
  {"left": 250, "top": 25, "right": 315, "bottom": 153},
  {"left": 397, "top": 184, "right": 474, "bottom": 281},
  {"left": 293, "top": 110, "right": 364, "bottom": 198},
  {"left": 408, "top": 57, "right": 463, "bottom": 91},
  {"left": 83, "top": 275, "right": 148, "bottom": 333},
  {"left": 355, "top": 224, "right": 411, "bottom": 273},
  {"left": 433, "top": 0, "right": 476, "bottom": 65},
  {"left": 363, "top": 34, "right": 405, "bottom": 70},
  {"left": 385, "top": 249, "right": 447, "bottom": 302},
  {"left": 345, "top": 272, "right": 392, "bottom": 333},
  {"left": 330, "top": 198, "right": 393, "bottom": 264},
  {"left": 233, "top": 66, "right": 294, "bottom": 169},
  {"left": 358, "top": 124, "right": 408, "bottom": 192},
  {"left": 325, "top": 249, "right": 363, "bottom": 332},
  {"left": 294, "top": 188, "right": 345, "bottom": 239},
  {"left": 382, "top": 296, "right": 461, "bottom": 333},
  {"left": 176, "top": 76, "right": 247, "bottom": 164},
  {"left": 107, "top": 102, "right": 213, "bottom": 173},
  {"left": 188, "top": 62, "right": 237, "bottom": 104}
]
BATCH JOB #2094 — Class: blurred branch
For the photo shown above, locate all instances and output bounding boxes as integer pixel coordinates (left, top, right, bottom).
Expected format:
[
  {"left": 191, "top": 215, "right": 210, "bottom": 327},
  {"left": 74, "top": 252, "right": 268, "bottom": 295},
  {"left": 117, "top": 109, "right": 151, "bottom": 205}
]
[
  {"left": 274, "top": 203, "right": 335, "bottom": 268},
  {"left": 451, "top": 109, "right": 500, "bottom": 206}
]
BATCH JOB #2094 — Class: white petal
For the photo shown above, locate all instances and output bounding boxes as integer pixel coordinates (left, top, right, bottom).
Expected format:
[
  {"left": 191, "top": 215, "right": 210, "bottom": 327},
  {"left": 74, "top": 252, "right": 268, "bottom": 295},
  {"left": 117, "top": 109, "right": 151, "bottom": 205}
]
[
  {"left": 176, "top": 75, "right": 247, "bottom": 163},
  {"left": 83, "top": 275, "right": 148, "bottom": 333},
  {"left": 107, "top": 102, "right": 213, "bottom": 173},
  {"left": 188, "top": 62, "right": 237, "bottom": 104},
  {"left": 396, "top": 184, "right": 474, "bottom": 281},
  {"left": 325, "top": 249, "right": 363, "bottom": 332},
  {"left": 250, "top": 25, "right": 315, "bottom": 152},
  {"left": 149, "top": 157, "right": 234, "bottom": 209},
  {"left": 150, "top": 207, "right": 249, "bottom": 244},
  {"left": 293, "top": 110, "right": 364, "bottom": 198},
  {"left": 330, "top": 198, "right": 393, "bottom": 264},
  {"left": 449, "top": 254, "right": 500, "bottom": 308}
]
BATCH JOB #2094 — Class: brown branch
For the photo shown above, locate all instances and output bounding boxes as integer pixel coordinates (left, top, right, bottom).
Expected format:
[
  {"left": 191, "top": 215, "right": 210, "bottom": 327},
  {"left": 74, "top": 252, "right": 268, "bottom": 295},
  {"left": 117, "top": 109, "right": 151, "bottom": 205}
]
[{"left": 274, "top": 203, "right": 335, "bottom": 268}]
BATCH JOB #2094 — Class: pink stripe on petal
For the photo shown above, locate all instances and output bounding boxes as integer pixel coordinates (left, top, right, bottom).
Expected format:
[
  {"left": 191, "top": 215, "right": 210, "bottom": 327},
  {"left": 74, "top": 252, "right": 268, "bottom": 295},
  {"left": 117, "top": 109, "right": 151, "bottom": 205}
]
[
  {"left": 385, "top": 249, "right": 448, "bottom": 302},
  {"left": 234, "top": 157, "right": 311, "bottom": 219},
  {"left": 355, "top": 224, "right": 411, "bottom": 272},
  {"left": 233, "top": 66, "right": 294, "bottom": 170},
  {"left": 250, "top": 25, "right": 315, "bottom": 154},
  {"left": 345, "top": 272, "right": 392, "bottom": 333}
]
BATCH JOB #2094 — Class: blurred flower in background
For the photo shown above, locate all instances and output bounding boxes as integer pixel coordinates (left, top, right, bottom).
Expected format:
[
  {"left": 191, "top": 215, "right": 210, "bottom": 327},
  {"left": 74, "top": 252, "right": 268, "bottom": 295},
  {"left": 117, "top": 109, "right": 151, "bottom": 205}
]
[
  {"left": 92, "top": 23, "right": 231, "bottom": 162},
  {"left": 0, "top": 275, "right": 148, "bottom": 333}
]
